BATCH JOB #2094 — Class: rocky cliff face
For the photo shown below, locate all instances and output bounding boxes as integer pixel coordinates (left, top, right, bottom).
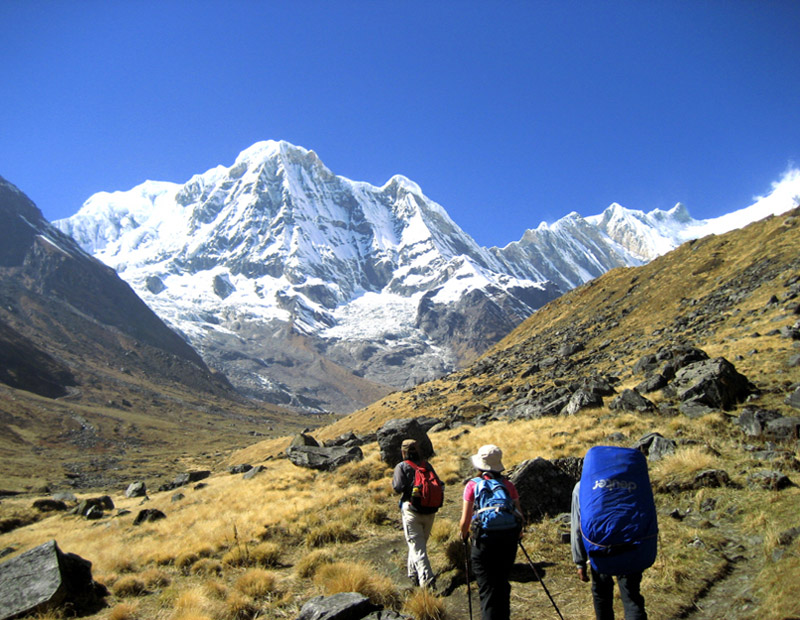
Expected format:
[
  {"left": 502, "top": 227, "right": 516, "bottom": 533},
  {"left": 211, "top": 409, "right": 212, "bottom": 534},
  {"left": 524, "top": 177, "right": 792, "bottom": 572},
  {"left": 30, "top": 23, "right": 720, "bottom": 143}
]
[{"left": 0, "top": 176, "right": 231, "bottom": 400}]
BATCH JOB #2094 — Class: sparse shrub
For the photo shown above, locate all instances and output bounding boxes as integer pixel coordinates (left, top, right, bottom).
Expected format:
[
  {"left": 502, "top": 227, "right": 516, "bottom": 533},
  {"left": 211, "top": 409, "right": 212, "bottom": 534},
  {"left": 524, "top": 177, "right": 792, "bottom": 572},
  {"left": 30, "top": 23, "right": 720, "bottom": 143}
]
[
  {"left": 108, "top": 557, "right": 139, "bottom": 574},
  {"left": 140, "top": 567, "right": 171, "bottom": 589},
  {"left": 336, "top": 454, "right": 390, "bottom": 486},
  {"left": 295, "top": 549, "right": 335, "bottom": 578},
  {"left": 224, "top": 590, "right": 260, "bottom": 620},
  {"left": 305, "top": 521, "right": 358, "bottom": 547},
  {"left": 203, "top": 579, "right": 228, "bottom": 600},
  {"left": 443, "top": 538, "right": 467, "bottom": 572},
  {"left": 431, "top": 518, "right": 455, "bottom": 544},
  {"left": 191, "top": 558, "right": 223, "bottom": 575},
  {"left": 222, "top": 544, "right": 249, "bottom": 567},
  {"left": 361, "top": 503, "right": 389, "bottom": 525},
  {"left": 314, "top": 561, "right": 400, "bottom": 609},
  {"left": 235, "top": 568, "right": 280, "bottom": 598},
  {"left": 171, "top": 586, "right": 221, "bottom": 620},
  {"left": 110, "top": 575, "right": 147, "bottom": 597},
  {"left": 175, "top": 551, "right": 200, "bottom": 571},
  {"left": 250, "top": 541, "right": 282, "bottom": 567},
  {"left": 403, "top": 587, "right": 447, "bottom": 620},
  {"left": 107, "top": 602, "right": 139, "bottom": 620}
]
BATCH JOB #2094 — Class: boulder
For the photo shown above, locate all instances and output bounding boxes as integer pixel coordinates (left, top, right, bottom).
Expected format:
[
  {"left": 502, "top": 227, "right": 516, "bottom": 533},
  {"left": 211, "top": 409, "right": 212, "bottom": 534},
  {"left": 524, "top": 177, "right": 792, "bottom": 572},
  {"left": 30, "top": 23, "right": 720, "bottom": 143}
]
[
  {"left": 363, "top": 611, "right": 414, "bottom": 619},
  {"left": 736, "top": 407, "right": 783, "bottom": 437},
  {"left": 509, "top": 457, "right": 579, "bottom": 522},
  {"left": 669, "top": 357, "right": 754, "bottom": 410},
  {"left": 73, "top": 496, "right": 114, "bottom": 518},
  {"left": 125, "top": 481, "right": 147, "bottom": 498},
  {"left": 609, "top": 389, "right": 656, "bottom": 413},
  {"left": 764, "top": 417, "right": 800, "bottom": 442},
  {"left": 296, "top": 592, "right": 378, "bottom": 620},
  {"left": 133, "top": 509, "right": 166, "bottom": 525},
  {"left": 747, "top": 470, "right": 793, "bottom": 491},
  {"left": 561, "top": 389, "right": 603, "bottom": 415},
  {"left": 32, "top": 499, "right": 67, "bottom": 513},
  {"left": 243, "top": 465, "right": 266, "bottom": 480},
  {"left": 376, "top": 418, "right": 434, "bottom": 467},
  {"left": 287, "top": 445, "right": 363, "bottom": 471},
  {"left": 290, "top": 432, "right": 320, "bottom": 449},
  {"left": 0, "top": 540, "right": 106, "bottom": 620},
  {"left": 228, "top": 464, "right": 253, "bottom": 475},
  {"left": 632, "top": 432, "right": 676, "bottom": 461},
  {"left": 159, "top": 471, "right": 211, "bottom": 492},
  {"left": 786, "top": 387, "right": 800, "bottom": 410}
]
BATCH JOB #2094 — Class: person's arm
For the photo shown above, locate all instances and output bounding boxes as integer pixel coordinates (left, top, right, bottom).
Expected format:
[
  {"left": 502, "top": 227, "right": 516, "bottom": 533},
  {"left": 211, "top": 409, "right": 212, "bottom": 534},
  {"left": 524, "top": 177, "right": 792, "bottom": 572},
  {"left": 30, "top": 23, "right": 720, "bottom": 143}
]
[
  {"left": 459, "top": 499, "right": 473, "bottom": 541},
  {"left": 392, "top": 462, "right": 408, "bottom": 495},
  {"left": 570, "top": 483, "right": 589, "bottom": 582}
]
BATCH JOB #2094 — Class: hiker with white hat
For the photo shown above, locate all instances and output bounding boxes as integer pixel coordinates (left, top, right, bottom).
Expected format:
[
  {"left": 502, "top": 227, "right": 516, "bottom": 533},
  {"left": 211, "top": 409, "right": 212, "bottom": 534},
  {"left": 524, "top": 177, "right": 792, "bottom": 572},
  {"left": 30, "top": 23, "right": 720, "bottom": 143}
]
[{"left": 459, "top": 444, "right": 524, "bottom": 620}]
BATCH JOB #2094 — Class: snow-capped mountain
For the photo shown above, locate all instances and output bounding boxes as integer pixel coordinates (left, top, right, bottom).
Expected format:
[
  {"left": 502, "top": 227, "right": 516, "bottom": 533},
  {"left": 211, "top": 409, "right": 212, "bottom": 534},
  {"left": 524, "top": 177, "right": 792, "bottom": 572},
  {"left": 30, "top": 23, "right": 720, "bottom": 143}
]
[{"left": 54, "top": 142, "right": 800, "bottom": 412}]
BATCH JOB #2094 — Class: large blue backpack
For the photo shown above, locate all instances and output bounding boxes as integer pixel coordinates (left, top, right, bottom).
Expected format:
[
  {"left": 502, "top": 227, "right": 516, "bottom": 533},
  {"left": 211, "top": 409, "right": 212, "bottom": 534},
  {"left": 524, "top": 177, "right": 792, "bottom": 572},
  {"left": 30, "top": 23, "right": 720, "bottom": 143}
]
[
  {"left": 471, "top": 475, "right": 520, "bottom": 538},
  {"left": 579, "top": 446, "right": 658, "bottom": 575}
]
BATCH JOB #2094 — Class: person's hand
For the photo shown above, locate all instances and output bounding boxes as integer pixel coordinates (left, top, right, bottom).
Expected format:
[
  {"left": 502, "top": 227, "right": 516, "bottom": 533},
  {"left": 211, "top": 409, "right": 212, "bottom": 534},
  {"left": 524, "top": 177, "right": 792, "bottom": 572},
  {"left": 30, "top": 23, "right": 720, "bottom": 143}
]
[{"left": 577, "top": 565, "right": 589, "bottom": 582}]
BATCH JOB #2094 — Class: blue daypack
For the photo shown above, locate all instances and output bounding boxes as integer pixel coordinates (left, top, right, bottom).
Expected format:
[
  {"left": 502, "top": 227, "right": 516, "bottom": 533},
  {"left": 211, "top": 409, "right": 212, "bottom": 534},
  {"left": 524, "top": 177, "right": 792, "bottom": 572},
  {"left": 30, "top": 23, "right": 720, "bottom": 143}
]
[
  {"left": 579, "top": 446, "right": 658, "bottom": 575},
  {"left": 471, "top": 475, "right": 520, "bottom": 537}
]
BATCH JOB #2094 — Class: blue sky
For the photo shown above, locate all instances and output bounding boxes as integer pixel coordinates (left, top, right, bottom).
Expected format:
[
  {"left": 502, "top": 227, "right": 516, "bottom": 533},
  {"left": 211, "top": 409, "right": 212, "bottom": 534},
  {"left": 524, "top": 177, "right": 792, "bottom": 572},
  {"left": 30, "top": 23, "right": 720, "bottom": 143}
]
[{"left": 2, "top": 1, "right": 798, "bottom": 248}]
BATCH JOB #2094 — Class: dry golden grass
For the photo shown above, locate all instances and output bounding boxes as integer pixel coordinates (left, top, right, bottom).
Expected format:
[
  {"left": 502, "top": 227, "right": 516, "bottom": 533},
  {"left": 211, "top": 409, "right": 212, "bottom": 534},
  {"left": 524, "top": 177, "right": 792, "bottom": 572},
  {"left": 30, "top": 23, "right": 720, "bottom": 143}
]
[
  {"left": 314, "top": 561, "right": 400, "bottom": 609},
  {"left": 403, "top": 588, "right": 448, "bottom": 620},
  {"left": 294, "top": 548, "right": 336, "bottom": 579},
  {"left": 106, "top": 602, "right": 139, "bottom": 620},
  {"left": 110, "top": 575, "right": 147, "bottom": 597},
  {"left": 234, "top": 568, "right": 281, "bottom": 598}
]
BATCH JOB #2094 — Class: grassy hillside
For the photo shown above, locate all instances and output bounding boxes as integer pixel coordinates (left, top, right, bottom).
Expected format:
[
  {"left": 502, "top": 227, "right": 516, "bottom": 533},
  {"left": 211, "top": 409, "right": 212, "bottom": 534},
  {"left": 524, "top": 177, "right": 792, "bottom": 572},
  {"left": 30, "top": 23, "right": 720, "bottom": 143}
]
[{"left": 1, "top": 208, "right": 799, "bottom": 619}]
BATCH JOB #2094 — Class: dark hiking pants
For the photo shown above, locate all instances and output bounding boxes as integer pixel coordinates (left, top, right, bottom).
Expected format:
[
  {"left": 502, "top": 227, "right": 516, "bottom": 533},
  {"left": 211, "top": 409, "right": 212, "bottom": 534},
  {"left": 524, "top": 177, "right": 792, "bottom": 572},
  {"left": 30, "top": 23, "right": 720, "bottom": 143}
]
[
  {"left": 590, "top": 568, "right": 647, "bottom": 620},
  {"left": 471, "top": 529, "right": 519, "bottom": 620}
]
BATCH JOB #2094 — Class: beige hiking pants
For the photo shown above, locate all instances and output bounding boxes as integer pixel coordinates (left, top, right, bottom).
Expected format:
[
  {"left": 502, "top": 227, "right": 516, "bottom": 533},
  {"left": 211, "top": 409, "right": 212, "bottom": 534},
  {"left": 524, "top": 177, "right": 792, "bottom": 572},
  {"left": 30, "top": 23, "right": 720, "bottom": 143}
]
[{"left": 401, "top": 501, "right": 435, "bottom": 587}]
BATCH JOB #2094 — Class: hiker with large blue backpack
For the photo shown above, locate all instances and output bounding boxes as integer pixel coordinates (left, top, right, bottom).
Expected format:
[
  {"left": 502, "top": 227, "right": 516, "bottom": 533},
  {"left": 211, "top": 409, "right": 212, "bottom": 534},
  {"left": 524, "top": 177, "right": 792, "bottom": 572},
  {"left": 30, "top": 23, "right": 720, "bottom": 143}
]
[
  {"left": 571, "top": 445, "right": 658, "bottom": 620},
  {"left": 459, "top": 444, "right": 524, "bottom": 620},
  {"left": 392, "top": 438, "right": 445, "bottom": 589}
]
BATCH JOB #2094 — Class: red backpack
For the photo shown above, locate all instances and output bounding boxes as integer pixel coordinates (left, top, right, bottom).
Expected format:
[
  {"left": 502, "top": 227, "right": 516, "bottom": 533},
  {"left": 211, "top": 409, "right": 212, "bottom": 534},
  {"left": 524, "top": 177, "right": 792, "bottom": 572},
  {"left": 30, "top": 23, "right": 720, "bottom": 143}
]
[{"left": 406, "top": 460, "right": 444, "bottom": 513}]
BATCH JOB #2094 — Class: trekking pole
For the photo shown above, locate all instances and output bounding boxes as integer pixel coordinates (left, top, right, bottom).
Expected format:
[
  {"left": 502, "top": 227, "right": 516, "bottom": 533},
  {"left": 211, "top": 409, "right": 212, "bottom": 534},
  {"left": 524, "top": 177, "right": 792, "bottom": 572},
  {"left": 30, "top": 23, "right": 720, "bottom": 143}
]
[
  {"left": 463, "top": 539, "right": 474, "bottom": 620},
  {"left": 518, "top": 540, "right": 565, "bottom": 620}
]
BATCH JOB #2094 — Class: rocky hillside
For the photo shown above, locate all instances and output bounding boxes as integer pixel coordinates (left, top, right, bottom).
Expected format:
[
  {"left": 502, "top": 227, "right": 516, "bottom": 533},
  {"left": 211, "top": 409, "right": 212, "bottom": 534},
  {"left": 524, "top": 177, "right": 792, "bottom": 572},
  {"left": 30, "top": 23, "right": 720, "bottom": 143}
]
[{"left": 0, "top": 176, "right": 312, "bottom": 493}]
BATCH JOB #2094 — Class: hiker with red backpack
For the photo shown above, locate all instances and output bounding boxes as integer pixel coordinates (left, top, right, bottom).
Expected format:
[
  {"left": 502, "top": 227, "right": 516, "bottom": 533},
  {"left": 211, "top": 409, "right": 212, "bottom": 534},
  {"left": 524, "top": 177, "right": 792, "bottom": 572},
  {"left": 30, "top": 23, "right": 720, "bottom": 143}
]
[
  {"left": 392, "top": 438, "right": 444, "bottom": 589},
  {"left": 459, "top": 444, "right": 524, "bottom": 620},
  {"left": 571, "top": 445, "right": 657, "bottom": 620}
]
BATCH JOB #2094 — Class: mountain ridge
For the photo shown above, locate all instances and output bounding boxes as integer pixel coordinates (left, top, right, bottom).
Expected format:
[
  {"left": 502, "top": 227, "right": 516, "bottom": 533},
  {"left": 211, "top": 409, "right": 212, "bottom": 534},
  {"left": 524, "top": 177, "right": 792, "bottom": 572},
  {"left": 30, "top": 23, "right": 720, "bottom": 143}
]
[{"left": 53, "top": 143, "right": 800, "bottom": 412}]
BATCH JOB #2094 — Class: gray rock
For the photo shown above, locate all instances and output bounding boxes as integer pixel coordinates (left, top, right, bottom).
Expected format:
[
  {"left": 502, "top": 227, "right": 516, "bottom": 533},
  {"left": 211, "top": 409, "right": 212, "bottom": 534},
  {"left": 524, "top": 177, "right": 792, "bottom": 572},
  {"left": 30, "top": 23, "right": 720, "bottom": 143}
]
[
  {"left": 133, "top": 508, "right": 166, "bottom": 525},
  {"left": 287, "top": 445, "right": 363, "bottom": 471},
  {"left": 609, "top": 389, "right": 656, "bottom": 413},
  {"left": 376, "top": 418, "right": 434, "bottom": 467},
  {"left": 670, "top": 357, "right": 753, "bottom": 410},
  {"left": 786, "top": 387, "right": 800, "bottom": 409},
  {"left": 296, "top": 592, "right": 378, "bottom": 620},
  {"left": 632, "top": 432, "right": 676, "bottom": 461},
  {"left": 765, "top": 417, "right": 800, "bottom": 441},
  {"left": 693, "top": 469, "right": 732, "bottom": 489},
  {"left": 0, "top": 540, "right": 106, "bottom": 620},
  {"left": 737, "top": 407, "right": 783, "bottom": 437},
  {"left": 290, "top": 432, "right": 320, "bottom": 449},
  {"left": 125, "top": 481, "right": 147, "bottom": 498},
  {"left": 636, "top": 373, "right": 668, "bottom": 394},
  {"left": 32, "top": 499, "right": 67, "bottom": 512},
  {"left": 509, "top": 457, "right": 579, "bottom": 522},
  {"left": 228, "top": 464, "right": 253, "bottom": 475},
  {"left": 362, "top": 612, "right": 414, "bottom": 619},
  {"left": 747, "top": 470, "right": 793, "bottom": 490},
  {"left": 73, "top": 496, "right": 114, "bottom": 518},
  {"left": 562, "top": 389, "right": 603, "bottom": 415},
  {"left": 243, "top": 465, "right": 266, "bottom": 480}
]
